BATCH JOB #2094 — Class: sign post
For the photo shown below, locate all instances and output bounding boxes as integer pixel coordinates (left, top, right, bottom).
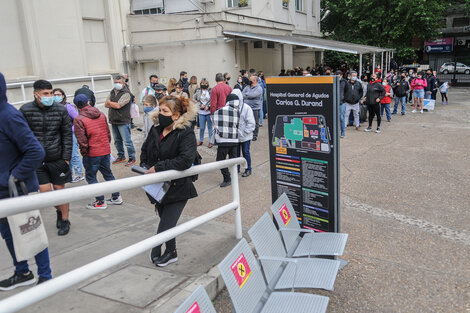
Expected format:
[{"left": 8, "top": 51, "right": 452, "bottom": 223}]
[{"left": 266, "top": 76, "right": 340, "bottom": 232}]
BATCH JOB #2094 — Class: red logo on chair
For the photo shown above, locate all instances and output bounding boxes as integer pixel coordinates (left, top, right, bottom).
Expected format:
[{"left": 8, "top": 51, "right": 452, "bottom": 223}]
[
  {"left": 186, "top": 302, "right": 201, "bottom": 313},
  {"left": 231, "top": 253, "right": 252, "bottom": 288},
  {"left": 279, "top": 204, "right": 291, "bottom": 226}
]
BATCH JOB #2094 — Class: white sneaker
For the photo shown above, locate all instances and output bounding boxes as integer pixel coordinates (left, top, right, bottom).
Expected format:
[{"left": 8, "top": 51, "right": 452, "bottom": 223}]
[
  {"left": 106, "top": 196, "right": 123, "bottom": 205},
  {"left": 411, "top": 109, "right": 417, "bottom": 113},
  {"left": 364, "top": 127, "right": 372, "bottom": 132},
  {"left": 71, "top": 175, "right": 85, "bottom": 183},
  {"left": 420, "top": 109, "right": 423, "bottom": 114}
]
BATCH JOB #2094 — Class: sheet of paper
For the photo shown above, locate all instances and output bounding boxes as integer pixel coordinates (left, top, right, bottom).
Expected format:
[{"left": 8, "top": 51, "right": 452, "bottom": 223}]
[{"left": 142, "top": 183, "right": 167, "bottom": 203}]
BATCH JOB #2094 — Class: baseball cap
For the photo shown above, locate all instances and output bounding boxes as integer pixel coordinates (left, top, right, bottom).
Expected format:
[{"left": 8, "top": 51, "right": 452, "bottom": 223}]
[{"left": 74, "top": 94, "right": 89, "bottom": 108}]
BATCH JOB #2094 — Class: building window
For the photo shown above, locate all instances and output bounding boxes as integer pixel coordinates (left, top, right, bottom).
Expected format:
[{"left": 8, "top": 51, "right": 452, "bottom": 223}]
[
  {"left": 134, "top": 7, "right": 164, "bottom": 15},
  {"left": 254, "top": 41, "right": 263, "bottom": 48},
  {"left": 453, "top": 17, "right": 470, "bottom": 27},
  {"left": 267, "top": 41, "right": 275, "bottom": 48},
  {"left": 227, "top": 0, "right": 239, "bottom": 8},
  {"left": 295, "top": 0, "right": 304, "bottom": 11}
]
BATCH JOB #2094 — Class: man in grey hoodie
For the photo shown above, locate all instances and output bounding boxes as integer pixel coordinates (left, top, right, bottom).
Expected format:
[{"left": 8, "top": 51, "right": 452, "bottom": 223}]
[
  {"left": 232, "top": 89, "right": 255, "bottom": 177},
  {"left": 242, "top": 76, "right": 263, "bottom": 141}
]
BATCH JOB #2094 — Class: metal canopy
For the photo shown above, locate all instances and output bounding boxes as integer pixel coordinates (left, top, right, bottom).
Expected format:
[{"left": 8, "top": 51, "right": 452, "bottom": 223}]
[{"left": 223, "top": 31, "right": 393, "bottom": 54}]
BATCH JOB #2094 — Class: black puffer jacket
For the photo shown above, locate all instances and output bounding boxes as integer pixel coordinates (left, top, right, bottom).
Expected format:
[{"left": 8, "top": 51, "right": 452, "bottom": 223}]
[
  {"left": 343, "top": 80, "right": 364, "bottom": 104},
  {"left": 140, "top": 102, "right": 198, "bottom": 205},
  {"left": 364, "top": 80, "right": 386, "bottom": 106},
  {"left": 20, "top": 101, "right": 73, "bottom": 162}
]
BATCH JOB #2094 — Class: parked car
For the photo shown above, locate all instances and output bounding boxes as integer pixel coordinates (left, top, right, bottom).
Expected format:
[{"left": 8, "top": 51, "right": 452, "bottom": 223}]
[{"left": 440, "top": 62, "right": 470, "bottom": 74}]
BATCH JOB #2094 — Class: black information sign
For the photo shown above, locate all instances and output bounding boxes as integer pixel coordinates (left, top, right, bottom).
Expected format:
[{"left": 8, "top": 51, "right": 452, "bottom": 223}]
[{"left": 266, "top": 76, "right": 340, "bottom": 232}]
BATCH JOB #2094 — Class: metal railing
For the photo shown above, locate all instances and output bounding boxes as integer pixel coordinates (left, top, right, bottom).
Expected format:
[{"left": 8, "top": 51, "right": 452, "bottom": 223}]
[
  {"left": 6, "top": 74, "right": 114, "bottom": 106},
  {"left": 0, "top": 157, "right": 246, "bottom": 313}
]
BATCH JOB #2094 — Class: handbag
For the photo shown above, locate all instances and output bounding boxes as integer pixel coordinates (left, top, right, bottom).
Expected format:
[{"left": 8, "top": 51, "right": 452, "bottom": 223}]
[
  {"left": 7, "top": 176, "right": 49, "bottom": 262},
  {"left": 130, "top": 102, "right": 140, "bottom": 118}
]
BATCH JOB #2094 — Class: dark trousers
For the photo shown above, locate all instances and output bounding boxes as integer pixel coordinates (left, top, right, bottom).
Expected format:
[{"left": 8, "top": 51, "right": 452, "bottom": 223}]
[
  {"left": 252, "top": 110, "right": 260, "bottom": 138},
  {"left": 0, "top": 200, "right": 52, "bottom": 279},
  {"left": 441, "top": 93, "right": 448, "bottom": 102},
  {"left": 154, "top": 200, "right": 188, "bottom": 253},
  {"left": 367, "top": 103, "right": 381, "bottom": 128},
  {"left": 216, "top": 144, "right": 238, "bottom": 182},
  {"left": 83, "top": 154, "right": 119, "bottom": 201},
  {"left": 431, "top": 90, "right": 437, "bottom": 100},
  {"left": 237, "top": 141, "right": 252, "bottom": 171}
]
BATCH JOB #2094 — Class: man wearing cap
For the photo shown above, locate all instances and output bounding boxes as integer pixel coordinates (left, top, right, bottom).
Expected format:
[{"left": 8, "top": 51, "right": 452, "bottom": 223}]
[
  {"left": 139, "top": 75, "right": 159, "bottom": 107},
  {"left": 73, "top": 95, "right": 123, "bottom": 210}
]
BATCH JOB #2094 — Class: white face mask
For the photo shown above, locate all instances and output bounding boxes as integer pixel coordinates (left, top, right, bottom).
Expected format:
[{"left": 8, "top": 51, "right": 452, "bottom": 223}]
[
  {"left": 114, "top": 83, "right": 123, "bottom": 91},
  {"left": 383, "top": 82, "right": 388, "bottom": 86}
]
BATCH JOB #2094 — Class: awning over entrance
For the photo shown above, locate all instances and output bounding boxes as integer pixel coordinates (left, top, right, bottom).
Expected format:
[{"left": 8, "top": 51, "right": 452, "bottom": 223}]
[{"left": 223, "top": 31, "right": 393, "bottom": 54}]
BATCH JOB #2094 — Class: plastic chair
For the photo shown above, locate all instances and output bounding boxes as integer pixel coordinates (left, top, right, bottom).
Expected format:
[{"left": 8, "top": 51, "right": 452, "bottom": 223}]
[
  {"left": 174, "top": 285, "right": 217, "bottom": 313},
  {"left": 248, "top": 212, "right": 340, "bottom": 291},
  {"left": 218, "top": 238, "right": 329, "bottom": 313},
  {"left": 271, "top": 193, "right": 348, "bottom": 258}
]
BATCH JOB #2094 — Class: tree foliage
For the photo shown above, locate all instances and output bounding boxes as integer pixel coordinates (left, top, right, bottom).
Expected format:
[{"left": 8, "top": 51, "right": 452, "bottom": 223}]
[{"left": 321, "top": 0, "right": 452, "bottom": 62}]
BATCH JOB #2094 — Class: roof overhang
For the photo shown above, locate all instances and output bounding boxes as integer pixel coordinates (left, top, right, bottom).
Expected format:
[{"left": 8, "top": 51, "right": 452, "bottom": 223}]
[{"left": 223, "top": 31, "right": 394, "bottom": 54}]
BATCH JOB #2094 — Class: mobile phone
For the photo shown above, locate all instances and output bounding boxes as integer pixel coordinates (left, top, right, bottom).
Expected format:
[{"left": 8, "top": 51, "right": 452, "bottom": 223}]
[{"left": 131, "top": 165, "right": 148, "bottom": 175}]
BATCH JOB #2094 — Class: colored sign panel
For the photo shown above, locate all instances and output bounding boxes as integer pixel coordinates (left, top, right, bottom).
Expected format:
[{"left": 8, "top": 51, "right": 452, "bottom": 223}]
[
  {"left": 231, "top": 253, "right": 252, "bottom": 288},
  {"left": 185, "top": 302, "right": 201, "bottom": 313},
  {"left": 279, "top": 203, "right": 292, "bottom": 226},
  {"left": 266, "top": 76, "right": 340, "bottom": 232},
  {"left": 425, "top": 37, "right": 454, "bottom": 53}
]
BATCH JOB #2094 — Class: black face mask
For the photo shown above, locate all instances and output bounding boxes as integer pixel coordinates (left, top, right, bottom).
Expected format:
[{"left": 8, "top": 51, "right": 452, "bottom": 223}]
[
  {"left": 226, "top": 77, "right": 231, "bottom": 81},
  {"left": 182, "top": 77, "right": 188, "bottom": 82},
  {"left": 159, "top": 113, "right": 174, "bottom": 128},
  {"left": 201, "top": 85, "right": 208, "bottom": 89},
  {"left": 155, "top": 93, "right": 164, "bottom": 100},
  {"left": 151, "top": 83, "right": 158, "bottom": 89},
  {"left": 125, "top": 78, "right": 129, "bottom": 83}
]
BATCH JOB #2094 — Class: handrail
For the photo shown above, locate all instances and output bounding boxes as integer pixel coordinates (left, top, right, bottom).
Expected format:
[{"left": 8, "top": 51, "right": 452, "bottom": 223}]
[
  {"left": 0, "top": 158, "right": 246, "bottom": 313},
  {"left": 5, "top": 74, "right": 114, "bottom": 106}
]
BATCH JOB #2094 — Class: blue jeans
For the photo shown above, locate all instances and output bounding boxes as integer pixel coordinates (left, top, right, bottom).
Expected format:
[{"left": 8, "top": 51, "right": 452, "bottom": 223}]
[
  {"left": 380, "top": 103, "right": 391, "bottom": 121},
  {"left": 83, "top": 155, "right": 120, "bottom": 201},
  {"left": 111, "top": 124, "right": 135, "bottom": 160},
  {"left": 70, "top": 134, "right": 83, "bottom": 176},
  {"left": 198, "top": 113, "right": 213, "bottom": 143},
  {"left": 0, "top": 215, "right": 52, "bottom": 279},
  {"left": 259, "top": 106, "right": 264, "bottom": 126},
  {"left": 237, "top": 141, "right": 252, "bottom": 171},
  {"left": 339, "top": 103, "right": 346, "bottom": 136},
  {"left": 393, "top": 96, "right": 407, "bottom": 115}
]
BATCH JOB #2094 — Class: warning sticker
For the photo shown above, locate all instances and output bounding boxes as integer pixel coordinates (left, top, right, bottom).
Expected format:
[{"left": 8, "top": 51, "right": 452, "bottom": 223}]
[
  {"left": 279, "top": 204, "right": 291, "bottom": 226},
  {"left": 185, "top": 302, "right": 201, "bottom": 313},
  {"left": 231, "top": 253, "right": 252, "bottom": 288}
]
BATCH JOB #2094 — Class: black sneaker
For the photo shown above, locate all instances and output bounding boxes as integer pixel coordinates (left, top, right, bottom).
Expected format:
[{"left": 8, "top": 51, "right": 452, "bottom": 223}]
[
  {"left": 149, "top": 247, "right": 161, "bottom": 264},
  {"left": 37, "top": 277, "right": 50, "bottom": 285},
  {"left": 154, "top": 250, "right": 178, "bottom": 267},
  {"left": 56, "top": 210, "right": 62, "bottom": 229},
  {"left": 241, "top": 169, "right": 252, "bottom": 177},
  {"left": 58, "top": 220, "right": 70, "bottom": 236},
  {"left": 0, "top": 272, "right": 35, "bottom": 291},
  {"left": 252, "top": 137, "right": 257, "bottom": 142},
  {"left": 220, "top": 181, "right": 231, "bottom": 188}
]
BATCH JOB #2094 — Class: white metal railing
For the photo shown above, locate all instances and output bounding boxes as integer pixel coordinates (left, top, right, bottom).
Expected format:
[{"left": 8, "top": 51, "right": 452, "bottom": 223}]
[
  {"left": 6, "top": 74, "right": 114, "bottom": 106},
  {"left": 0, "top": 158, "right": 246, "bottom": 313}
]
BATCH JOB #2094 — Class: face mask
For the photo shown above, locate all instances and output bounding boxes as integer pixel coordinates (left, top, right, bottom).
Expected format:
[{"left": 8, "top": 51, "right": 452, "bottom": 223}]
[
  {"left": 401, "top": 76, "right": 406, "bottom": 79},
  {"left": 125, "top": 78, "right": 129, "bottom": 83},
  {"left": 183, "top": 78, "right": 188, "bottom": 82},
  {"left": 226, "top": 77, "right": 231, "bottom": 81},
  {"left": 351, "top": 77, "right": 357, "bottom": 82},
  {"left": 41, "top": 96, "right": 54, "bottom": 107},
  {"left": 143, "top": 106, "right": 154, "bottom": 114},
  {"left": 383, "top": 82, "right": 388, "bottom": 86},
  {"left": 53, "top": 95, "right": 63, "bottom": 103},
  {"left": 158, "top": 113, "right": 174, "bottom": 128},
  {"left": 238, "top": 78, "right": 242, "bottom": 83},
  {"left": 114, "top": 83, "right": 123, "bottom": 91},
  {"left": 151, "top": 83, "right": 158, "bottom": 89},
  {"left": 201, "top": 85, "right": 208, "bottom": 90},
  {"left": 155, "top": 93, "right": 164, "bottom": 100}
]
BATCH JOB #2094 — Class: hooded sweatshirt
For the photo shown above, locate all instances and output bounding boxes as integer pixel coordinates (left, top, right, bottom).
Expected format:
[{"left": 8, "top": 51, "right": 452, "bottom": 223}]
[
  {"left": 74, "top": 105, "right": 111, "bottom": 157},
  {"left": 0, "top": 72, "right": 45, "bottom": 197},
  {"left": 231, "top": 89, "right": 255, "bottom": 142},
  {"left": 411, "top": 77, "right": 427, "bottom": 90}
]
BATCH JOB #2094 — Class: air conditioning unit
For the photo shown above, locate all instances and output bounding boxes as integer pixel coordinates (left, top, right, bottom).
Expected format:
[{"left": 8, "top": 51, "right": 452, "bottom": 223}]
[
  {"left": 456, "top": 39, "right": 466, "bottom": 46},
  {"left": 200, "top": 0, "right": 214, "bottom": 3}
]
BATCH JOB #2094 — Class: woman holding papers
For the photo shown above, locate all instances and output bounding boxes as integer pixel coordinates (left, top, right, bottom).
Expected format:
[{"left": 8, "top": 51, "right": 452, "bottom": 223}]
[{"left": 140, "top": 95, "right": 198, "bottom": 267}]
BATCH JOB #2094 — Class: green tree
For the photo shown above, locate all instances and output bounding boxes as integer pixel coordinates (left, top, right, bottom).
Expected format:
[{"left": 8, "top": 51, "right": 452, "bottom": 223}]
[{"left": 321, "top": 0, "right": 452, "bottom": 63}]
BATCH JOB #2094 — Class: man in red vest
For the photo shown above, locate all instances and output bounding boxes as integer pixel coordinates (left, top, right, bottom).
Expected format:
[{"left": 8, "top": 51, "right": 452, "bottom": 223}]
[{"left": 73, "top": 94, "right": 123, "bottom": 210}]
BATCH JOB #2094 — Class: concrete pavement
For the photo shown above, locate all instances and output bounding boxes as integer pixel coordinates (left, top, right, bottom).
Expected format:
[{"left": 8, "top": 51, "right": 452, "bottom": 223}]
[{"left": 1, "top": 88, "right": 469, "bottom": 312}]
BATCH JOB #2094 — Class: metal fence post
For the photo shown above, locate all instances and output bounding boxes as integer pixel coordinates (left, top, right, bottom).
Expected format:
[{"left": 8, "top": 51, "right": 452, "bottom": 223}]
[
  {"left": 20, "top": 84, "right": 26, "bottom": 104},
  {"left": 91, "top": 76, "right": 95, "bottom": 92},
  {"left": 231, "top": 164, "right": 242, "bottom": 239}
]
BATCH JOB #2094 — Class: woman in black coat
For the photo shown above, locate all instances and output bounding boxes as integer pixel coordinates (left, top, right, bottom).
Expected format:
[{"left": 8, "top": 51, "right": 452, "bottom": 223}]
[{"left": 140, "top": 95, "right": 198, "bottom": 267}]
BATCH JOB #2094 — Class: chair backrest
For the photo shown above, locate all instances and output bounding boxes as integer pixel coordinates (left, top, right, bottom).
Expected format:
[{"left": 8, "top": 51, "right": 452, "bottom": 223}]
[
  {"left": 174, "top": 285, "right": 217, "bottom": 313},
  {"left": 218, "top": 238, "right": 267, "bottom": 313},
  {"left": 270, "top": 193, "right": 301, "bottom": 253},
  {"left": 248, "top": 212, "right": 287, "bottom": 283}
]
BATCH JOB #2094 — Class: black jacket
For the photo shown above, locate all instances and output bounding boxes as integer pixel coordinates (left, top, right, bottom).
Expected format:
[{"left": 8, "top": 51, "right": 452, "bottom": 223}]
[
  {"left": 425, "top": 75, "right": 437, "bottom": 92},
  {"left": 140, "top": 125, "right": 197, "bottom": 204},
  {"left": 339, "top": 78, "right": 346, "bottom": 104},
  {"left": 364, "top": 80, "right": 386, "bottom": 106},
  {"left": 392, "top": 79, "right": 409, "bottom": 97},
  {"left": 343, "top": 80, "right": 363, "bottom": 104},
  {"left": 74, "top": 86, "right": 96, "bottom": 107},
  {"left": 20, "top": 101, "right": 72, "bottom": 162}
]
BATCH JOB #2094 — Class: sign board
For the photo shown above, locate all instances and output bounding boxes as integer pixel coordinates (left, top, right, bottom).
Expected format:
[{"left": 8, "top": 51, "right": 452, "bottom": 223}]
[
  {"left": 231, "top": 253, "right": 252, "bottom": 288},
  {"left": 266, "top": 76, "right": 340, "bottom": 232},
  {"left": 185, "top": 302, "right": 201, "bottom": 313},
  {"left": 425, "top": 38, "right": 453, "bottom": 53}
]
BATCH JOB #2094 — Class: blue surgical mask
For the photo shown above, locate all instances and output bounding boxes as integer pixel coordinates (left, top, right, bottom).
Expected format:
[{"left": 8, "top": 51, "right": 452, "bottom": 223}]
[
  {"left": 41, "top": 96, "right": 55, "bottom": 107},
  {"left": 53, "top": 95, "right": 63, "bottom": 103},
  {"left": 351, "top": 77, "right": 357, "bottom": 81},
  {"left": 143, "top": 106, "right": 154, "bottom": 114},
  {"left": 114, "top": 83, "right": 123, "bottom": 91}
]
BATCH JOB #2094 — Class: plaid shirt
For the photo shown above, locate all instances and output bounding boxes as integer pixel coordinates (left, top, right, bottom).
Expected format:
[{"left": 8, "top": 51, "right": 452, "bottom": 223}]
[{"left": 213, "top": 100, "right": 240, "bottom": 144}]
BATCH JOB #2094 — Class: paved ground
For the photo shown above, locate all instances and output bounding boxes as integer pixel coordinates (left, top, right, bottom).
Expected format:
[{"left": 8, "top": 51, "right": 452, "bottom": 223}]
[{"left": 0, "top": 88, "right": 469, "bottom": 312}]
